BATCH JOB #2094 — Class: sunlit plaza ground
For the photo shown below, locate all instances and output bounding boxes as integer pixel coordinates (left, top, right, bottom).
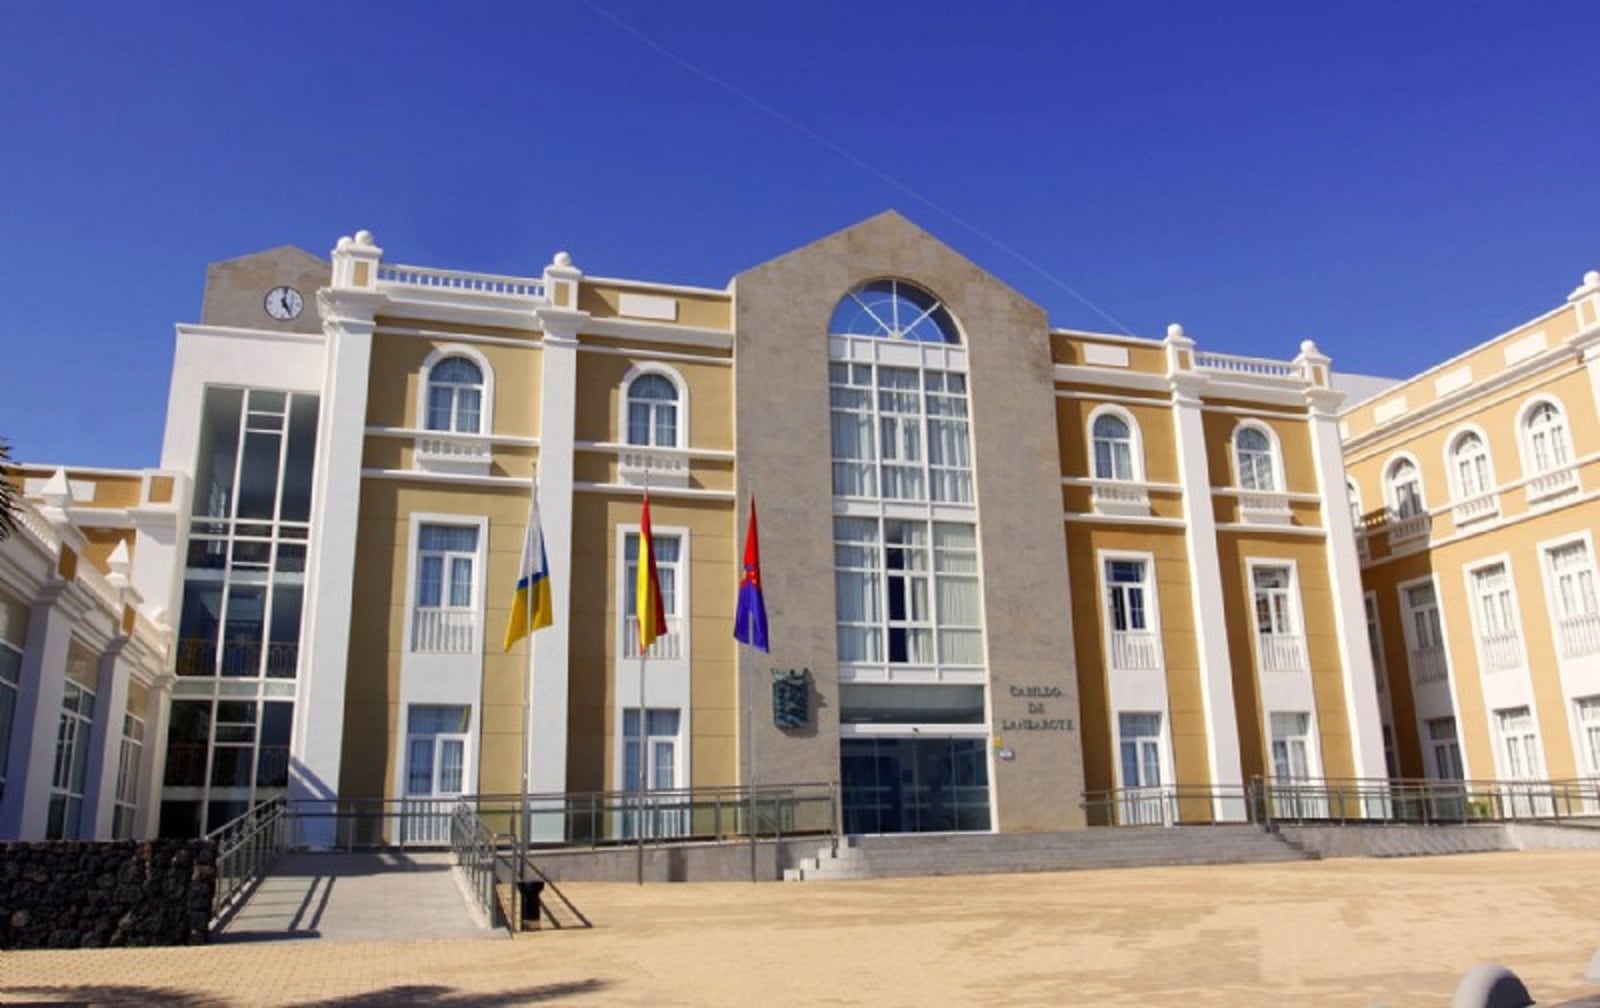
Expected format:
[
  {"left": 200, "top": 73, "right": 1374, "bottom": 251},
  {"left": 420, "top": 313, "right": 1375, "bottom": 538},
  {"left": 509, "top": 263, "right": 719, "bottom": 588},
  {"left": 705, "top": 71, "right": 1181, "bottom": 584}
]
[{"left": 5, "top": 851, "right": 1600, "bottom": 1006}]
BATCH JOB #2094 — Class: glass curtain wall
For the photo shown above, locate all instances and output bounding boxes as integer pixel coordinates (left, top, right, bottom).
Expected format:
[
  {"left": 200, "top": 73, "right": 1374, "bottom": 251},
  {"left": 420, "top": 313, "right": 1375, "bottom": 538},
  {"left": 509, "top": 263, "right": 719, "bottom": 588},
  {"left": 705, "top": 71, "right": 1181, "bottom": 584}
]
[{"left": 161, "top": 386, "right": 317, "bottom": 836}]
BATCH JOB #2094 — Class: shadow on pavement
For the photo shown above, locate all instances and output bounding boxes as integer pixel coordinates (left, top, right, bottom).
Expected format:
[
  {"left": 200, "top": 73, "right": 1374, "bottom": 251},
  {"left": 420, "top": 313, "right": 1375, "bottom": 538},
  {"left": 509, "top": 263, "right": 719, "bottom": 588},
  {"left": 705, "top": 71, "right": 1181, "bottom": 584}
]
[{"left": 1, "top": 979, "right": 610, "bottom": 1007}]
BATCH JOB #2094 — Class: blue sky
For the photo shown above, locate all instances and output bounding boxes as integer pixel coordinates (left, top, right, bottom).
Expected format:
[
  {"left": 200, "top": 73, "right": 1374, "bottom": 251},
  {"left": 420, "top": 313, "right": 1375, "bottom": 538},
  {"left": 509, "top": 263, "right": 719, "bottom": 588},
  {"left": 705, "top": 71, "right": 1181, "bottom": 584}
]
[{"left": 2, "top": 1, "right": 1596, "bottom": 468}]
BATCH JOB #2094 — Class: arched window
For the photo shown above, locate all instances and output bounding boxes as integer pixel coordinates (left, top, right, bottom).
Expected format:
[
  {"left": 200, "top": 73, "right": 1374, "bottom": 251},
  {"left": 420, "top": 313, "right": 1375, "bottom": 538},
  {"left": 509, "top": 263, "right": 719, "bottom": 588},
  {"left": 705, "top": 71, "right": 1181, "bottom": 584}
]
[
  {"left": 1387, "top": 458, "right": 1424, "bottom": 518},
  {"left": 827, "top": 279, "right": 961, "bottom": 344},
  {"left": 1450, "top": 430, "right": 1493, "bottom": 499},
  {"left": 1347, "top": 478, "right": 1363, "bottom": 526},
  {"left": 425, "top": 357, "right": 484, "bottom": 434},
  {"left": 1234, "top": 426, "right": 1278, "bottom": 491},
  {"left": 626, "top": 373, "right": 679, "bottom": 447},
  {"left": 1523, "top": 400, "right": 1571, "bottom": 474},
  {"left": 1091, "top": 412, "right": 1138, "bottom": 481}
]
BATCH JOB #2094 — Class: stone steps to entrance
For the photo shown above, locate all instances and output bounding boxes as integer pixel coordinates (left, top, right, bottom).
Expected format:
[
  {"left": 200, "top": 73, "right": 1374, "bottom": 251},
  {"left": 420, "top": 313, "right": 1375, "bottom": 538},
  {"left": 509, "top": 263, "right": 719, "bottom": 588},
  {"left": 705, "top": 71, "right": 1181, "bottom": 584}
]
[{"left": 783, "top": 825, "right": 1312, "bottom": 881}]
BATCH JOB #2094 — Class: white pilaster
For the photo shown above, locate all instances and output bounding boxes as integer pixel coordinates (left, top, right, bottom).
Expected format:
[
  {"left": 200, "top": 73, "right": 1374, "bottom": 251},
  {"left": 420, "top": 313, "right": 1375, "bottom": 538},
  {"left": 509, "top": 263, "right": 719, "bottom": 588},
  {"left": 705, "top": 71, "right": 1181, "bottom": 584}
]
[
  {"left": 1165, "top": 325, "right": 1245, "bottom": 820},
  {"left": 1300, "top": 342, "right": 1388, "bottom": 786},
  {"left": 135, "top": 681, "right": 171, "bottom": 839},
  {"left": 0, "top": 587, "right": 73, "bottom": 839},
  {"left": 527, "top": 252, "right": 585, "bottom": 818},
  {"left": 84, "top": 640, "right": 132, "bottom": 838},
  {"left": 292, "top": 231, "right": 383, "bottom": 843}
]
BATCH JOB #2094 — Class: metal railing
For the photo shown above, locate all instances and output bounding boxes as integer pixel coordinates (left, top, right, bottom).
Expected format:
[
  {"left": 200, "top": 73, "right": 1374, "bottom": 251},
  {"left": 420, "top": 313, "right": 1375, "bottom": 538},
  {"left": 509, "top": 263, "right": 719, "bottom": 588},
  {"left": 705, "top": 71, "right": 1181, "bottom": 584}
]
[
  {"left": 1083, "top": 776, "right": 1600, "bottom": 829},
  {"left": 485, "top": 782, "right": 840, "bottom": 848},
  {"left": 207, "top": 796, "right": 288, "bottom": 919},
  {"left": 450, "top": 803, "right": 501, "bottom": 928}
]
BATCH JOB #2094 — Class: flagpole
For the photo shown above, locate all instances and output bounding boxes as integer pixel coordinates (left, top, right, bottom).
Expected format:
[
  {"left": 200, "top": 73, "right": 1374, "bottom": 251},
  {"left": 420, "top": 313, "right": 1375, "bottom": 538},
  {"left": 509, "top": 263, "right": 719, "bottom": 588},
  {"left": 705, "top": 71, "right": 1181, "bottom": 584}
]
[
  {"left": 636, "top": 468, "right": 650, "bottom": 885},
  {"left": 520, "top": 465, "right": 538, "bottom": 859}
]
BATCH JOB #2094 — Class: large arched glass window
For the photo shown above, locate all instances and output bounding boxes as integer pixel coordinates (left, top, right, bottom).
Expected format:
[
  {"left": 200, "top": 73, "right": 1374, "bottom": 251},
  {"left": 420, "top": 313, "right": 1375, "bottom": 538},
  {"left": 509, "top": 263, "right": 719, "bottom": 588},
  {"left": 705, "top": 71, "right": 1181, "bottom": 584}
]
[
  {"left": 1234, "top": 426, "right": 1278, "bottom": 492},
  {"left": 1451, "top": 431, "right": 1492, "bottom": 499},
  {"left": 827, "top": 279, "right": 961, "bottom": 344},
  {"left": 626, "top": 373, "right": 680, "bottom": 447},
  {"left": 426, "top": 357, "right": 484, "bottom": 433},
  {"left": 1524, "top": 400, "right": 1571, "bottom": 474},
  {"left": 1387, "top": 458, "right": 1424, "bottom": 518},
  {"left": 1091, "top": 413, "right": 1137, "bottom": 481}
]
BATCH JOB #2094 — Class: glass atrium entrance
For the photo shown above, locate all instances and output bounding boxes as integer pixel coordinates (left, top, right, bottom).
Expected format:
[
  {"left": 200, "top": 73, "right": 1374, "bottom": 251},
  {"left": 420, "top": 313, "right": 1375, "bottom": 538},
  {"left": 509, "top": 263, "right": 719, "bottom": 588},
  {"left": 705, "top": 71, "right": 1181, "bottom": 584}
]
[{"left": 840, "top": 737, "right": 990, "bottom": 834}]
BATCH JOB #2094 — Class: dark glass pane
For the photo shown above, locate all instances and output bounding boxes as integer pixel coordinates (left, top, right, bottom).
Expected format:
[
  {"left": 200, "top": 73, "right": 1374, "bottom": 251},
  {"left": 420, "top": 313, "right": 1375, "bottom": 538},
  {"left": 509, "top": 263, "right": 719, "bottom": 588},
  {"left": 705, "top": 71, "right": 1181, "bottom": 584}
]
[
  {"left": 261, "top": 702, "right": 293, "bottom": 746},
  {"left": 193, "top": 387, "right": 243, "bottom": 517},
  {"left": 207, "top": 800, "right": 250, "bottom": 833},
  {"left": 236, "top": 431, "right": 281, "bottom": 519},
  {"left": 159, "top": 800, "right": 202, "bottom": 839},
  {"left": 177, "top": 583, "right": 223, "bottom": 676},
  {"left": 216, "top": 701, "right": 257, "bottom": 725},
  {"left": 222, "top": 587, "right": 264, "bottom": 677},
  {"left": 209, "top": 747, "right": 253, "bottom": 787},
  {"left": 281, "top": 396, "right": 319, "bottom": 522}
]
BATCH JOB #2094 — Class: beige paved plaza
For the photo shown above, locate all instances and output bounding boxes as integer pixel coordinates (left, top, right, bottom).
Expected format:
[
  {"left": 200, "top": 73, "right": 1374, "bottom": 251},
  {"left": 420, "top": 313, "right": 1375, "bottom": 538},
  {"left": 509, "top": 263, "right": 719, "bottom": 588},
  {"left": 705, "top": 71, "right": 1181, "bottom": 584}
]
[{"left": 5, "top": 850, "right": 1600, "bottom": 1006}]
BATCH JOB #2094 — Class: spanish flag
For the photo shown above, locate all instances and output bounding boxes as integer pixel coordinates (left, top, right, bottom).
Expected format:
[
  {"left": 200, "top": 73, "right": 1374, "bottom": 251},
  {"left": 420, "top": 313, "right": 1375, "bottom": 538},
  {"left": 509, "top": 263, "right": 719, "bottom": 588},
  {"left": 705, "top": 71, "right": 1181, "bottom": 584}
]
[
  {"left": 635, "top": 491, "right": 668, "bottom": 651},
  {"left": 503, "top": 486, "right": 553, "bottom": 651}
]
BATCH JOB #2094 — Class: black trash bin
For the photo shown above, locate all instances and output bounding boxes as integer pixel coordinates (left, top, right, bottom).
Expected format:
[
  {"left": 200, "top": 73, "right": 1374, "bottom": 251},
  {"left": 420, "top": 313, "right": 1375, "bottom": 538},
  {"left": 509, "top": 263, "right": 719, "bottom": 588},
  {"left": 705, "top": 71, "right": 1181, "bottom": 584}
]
[{"left": 516, "top": 879, "right": 545, "bottom": 931}]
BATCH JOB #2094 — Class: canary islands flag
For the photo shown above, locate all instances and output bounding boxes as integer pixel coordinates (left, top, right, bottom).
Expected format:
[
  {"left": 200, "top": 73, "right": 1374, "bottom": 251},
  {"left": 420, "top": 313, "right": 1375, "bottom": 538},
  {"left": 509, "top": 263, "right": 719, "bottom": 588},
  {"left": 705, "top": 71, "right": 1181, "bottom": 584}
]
[
  {"left": 635, "top": 491, "right": 668, "bottom": 652},
  {"left": 503, "top": 487, "right": 553, "bottom": 651},
  {"left": 733, "top": 497, "right": 769, "bottom": 651}
]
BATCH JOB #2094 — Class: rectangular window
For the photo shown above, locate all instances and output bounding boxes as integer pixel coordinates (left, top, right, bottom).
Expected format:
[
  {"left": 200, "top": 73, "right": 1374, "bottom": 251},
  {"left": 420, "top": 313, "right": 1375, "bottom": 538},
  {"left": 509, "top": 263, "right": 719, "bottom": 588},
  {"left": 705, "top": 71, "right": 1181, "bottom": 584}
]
[
  {"left": 48, "top": 681, "right": 96, "bottom": 840},
  {"left": 1252, "top": 566, "right": 1305, "bottom": 672},
  {"left": 1364, "top": 594, "right": 1385, "bottom": 692},
  {"left": 1471, "top": 562, "right": 1521, "bottom": 672},
  {"left": 0, "top": 642, "right": 20, "bottom": 803},
  {"left": 1549, "top": 542, "right": 1600, "bottom": 658},
  {"left": 412, "top": 523, "right": 479, "bottom": 653},
  {"left": 827, "top": 361, "right": 971, "bottom": 504},
  {"left": 1427, "top": 716, "right": 1464, "bottom": 780},
  {"left": 833, "top": 518, "right": 983, "bottom": 668},
  {"left": 1404, "top": 582, "right": 1447, "bottom": 683},
  {"left": 1117, "top": 712, "right": 1163, "bottom": 789},
  {"left": 1105, "top": 559, "right": 1159, "bottom": 670},
  {"left": 1269, "top": 712, "right": 1314, "bottom": 780},
  {"left": 1577, "top": 696, "right": 1600, "bottom": 777},
  {"left": 624, "top": 531, "right": 683, "bottom": 659},
  {"left": 1381, "top": 723, "right": 1398, "bottom": 778},
  {"left": 405, "top": 705, "right": 470, "bottom": 797},
  {"left": 113, "top": 713, "right": 145, "bottom": 839},
  {"left": 1494, "top": 706, "right": 1542, "bottom": 781}
]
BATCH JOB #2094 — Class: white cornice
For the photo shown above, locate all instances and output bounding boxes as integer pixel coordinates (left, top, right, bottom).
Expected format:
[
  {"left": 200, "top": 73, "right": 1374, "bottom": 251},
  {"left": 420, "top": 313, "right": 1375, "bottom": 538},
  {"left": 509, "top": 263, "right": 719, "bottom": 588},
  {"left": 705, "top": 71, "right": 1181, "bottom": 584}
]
[
  {"left": 1054, "top": 365, "right": 1171, "bottom": 393},
  {"left": 575, "top": 341, "right": 734, "bottom": 366},
  {"left": 574, "top": 440, "right": 735, "bottom": 461},
  {"left": 1214, "top": 522, "right": 1327, "bottom": 538},
  {"left": 373, "top": 323, "right": 542, "bottom": 349},
  {"left": 1061, "top": 512, "right": 1188, "bottom": 528},
  {"left": 585, "top": 274, "right": 732, "bottom": 297},
  {"left": 580, "top": 316, "right": 733, "bottom": 350},
  {"left": 573, "top": 480, "right": 736, "bottom": 502},
  {"left": 175, "top": 323, "right": 325, "bottom": 346},
  {"left": 360, "top": 468, "right": 533, "bottom": 489},
  {"left": 364, "top": 425, "right": 540, "bottom": 447}
]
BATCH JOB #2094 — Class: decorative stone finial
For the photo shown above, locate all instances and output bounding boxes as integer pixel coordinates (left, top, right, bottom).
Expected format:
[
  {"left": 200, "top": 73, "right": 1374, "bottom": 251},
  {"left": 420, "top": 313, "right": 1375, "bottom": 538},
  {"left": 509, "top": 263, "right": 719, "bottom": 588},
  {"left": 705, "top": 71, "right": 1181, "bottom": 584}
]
[
  {"left": 553, "top": 251, "right": 573, "bottom": 268},
  {"left": 354, "top": 230, "right": 374, "bottom": 246},
  {"left": 1300, "top": 339, "right": 1318, "bottom": 355},
  {"left": 1586, "top": 270, "right": 1600, "bottom": 288},
  {"left": 107, "top": 539, "right": 131, "bottom": 577},
  {"left": 40, "top": 468, "right": 72, "bottom": 509},
  {"left": 1166, "top": 323, "right": 1185, "bottom": 340},
  {"left": 336, "top": 235, "right": 353, "bottom": 251}
]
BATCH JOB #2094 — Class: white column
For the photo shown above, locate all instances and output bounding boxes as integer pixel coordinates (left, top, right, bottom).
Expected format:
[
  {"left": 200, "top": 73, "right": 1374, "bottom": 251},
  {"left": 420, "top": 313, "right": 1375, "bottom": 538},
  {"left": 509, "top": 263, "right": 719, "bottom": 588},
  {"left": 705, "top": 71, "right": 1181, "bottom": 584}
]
[
  {"left": 1301, "top": 343, "right": 1388, "bottom": 787},
  {"left": 527, "top": 253, "right": 585, "bottom": 831},
  {"left": 1165, "top": 326, "right": 1245, "bottom": 820},
  {"left": 135, "top": 681, "right": 172, "bottom": 839},
  {"left": 291, "top": 231, "right": 384, "bottom": 844},
  {"left": 0, "top": 587, "right": 73, "bottom": 839},
  {"left": 83, "top": 641, "right": 133, "bottom": 838}
]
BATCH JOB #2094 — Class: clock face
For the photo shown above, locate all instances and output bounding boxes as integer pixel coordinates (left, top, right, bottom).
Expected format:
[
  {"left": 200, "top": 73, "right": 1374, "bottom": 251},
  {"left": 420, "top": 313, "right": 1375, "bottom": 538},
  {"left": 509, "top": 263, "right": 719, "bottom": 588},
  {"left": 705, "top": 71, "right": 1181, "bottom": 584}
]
[{"left": 265, "top": 285, "right": 304, "bottom": 321}]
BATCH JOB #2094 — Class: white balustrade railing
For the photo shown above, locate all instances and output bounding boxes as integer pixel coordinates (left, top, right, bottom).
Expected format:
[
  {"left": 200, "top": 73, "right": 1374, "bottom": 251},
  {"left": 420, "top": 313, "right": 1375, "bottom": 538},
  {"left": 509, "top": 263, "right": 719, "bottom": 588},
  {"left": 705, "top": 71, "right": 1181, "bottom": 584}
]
[
  {"left": 619, "top": 447, "right": 690, "bottom": 488},
  {"left": 1109, "top": 630, "right": 1160, "bottom": 671},
  {"left": 1525, "top": 465, "right": 1579, "bottom": 504},
  {"left": 411, "top": 608, "right": 478, "bottom": 653},
  {"left": 377, "top": 263, "right": 546, "bottom": 299},
  {"left": 1090, "top": 480, "right": 1150, "bottom": 515},
  {"left": 1194, "top": 351, "right": 1299, "bottom": 379},
  {"left": 13, "top": 500, "right": 60, "bottom": 552},
  {"left": 1410, "top": 646, "right": 1448, "bottom": 683},
  {"left": 416, "top": 436, "right": 492, "bottom": 461},
  {"left": 1387, "top": 510, "right": 1432, "bottom": 544},
  {"left": 1559, "top": 612, "right": 1600, "bottom": 659},
  {"left": 1477, "top": 630, "right": 1523, "bottom": 673},
  {"left": 1257, "top": 633, "right": 1307, "bottom": 672},
  {"left": 1238, "top": 491, "right": 1292, "bottom": 522},
  {"left": 623, "top": 617, "right": 683, "bottom": 660},
  {"left": 1452, "top": 493, "right": 1500, "bottom": 525}
]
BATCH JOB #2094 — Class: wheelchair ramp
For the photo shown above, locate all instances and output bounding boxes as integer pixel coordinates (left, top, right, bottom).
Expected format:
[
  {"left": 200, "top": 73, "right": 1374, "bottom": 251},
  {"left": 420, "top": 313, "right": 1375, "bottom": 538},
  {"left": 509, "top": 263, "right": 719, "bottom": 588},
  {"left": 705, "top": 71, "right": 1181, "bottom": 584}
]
[{"left": 215, "top": 851, "right": 498, "bottom": 943}]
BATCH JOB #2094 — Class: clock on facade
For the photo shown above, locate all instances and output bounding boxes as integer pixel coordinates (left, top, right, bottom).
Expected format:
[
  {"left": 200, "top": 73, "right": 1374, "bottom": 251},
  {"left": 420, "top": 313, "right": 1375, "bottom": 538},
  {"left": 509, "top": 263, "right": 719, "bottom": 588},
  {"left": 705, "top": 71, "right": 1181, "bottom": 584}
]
[{"left": 264, "top": 285, "right": 304, "bottom": 321}]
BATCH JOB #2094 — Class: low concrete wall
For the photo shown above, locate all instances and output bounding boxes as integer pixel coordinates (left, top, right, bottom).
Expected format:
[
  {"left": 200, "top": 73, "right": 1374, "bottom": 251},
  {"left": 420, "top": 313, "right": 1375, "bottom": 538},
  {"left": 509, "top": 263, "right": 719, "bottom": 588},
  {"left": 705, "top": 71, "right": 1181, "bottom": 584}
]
[
  {"left": 1, "top": 840, "right": 216, "bottom": 949},
  {"left": 1279, "top": 821, "right": 1600, "bottom": 860},
  {"left": 527, "top": 838, "right": 823, "bottom": 882}
]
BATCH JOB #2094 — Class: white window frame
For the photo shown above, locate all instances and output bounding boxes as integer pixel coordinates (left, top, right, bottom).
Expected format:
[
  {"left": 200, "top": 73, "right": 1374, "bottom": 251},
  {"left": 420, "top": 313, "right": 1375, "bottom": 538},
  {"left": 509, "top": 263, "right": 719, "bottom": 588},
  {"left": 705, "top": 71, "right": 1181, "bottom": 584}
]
[
  {"left": 1099, "top": 551, "right": 1162, "bottom": 671},
  {"left": 1492, "top": 705, "right": 1544, "bottom": 782},
  {"left": 1519, "top": 395, "right": 1573, "bottom": 477},
  {"left": 1347, "top": 477, "right": 1364, "bottom": 527},
  {"left": 1398, "top": 574, "right": 1449, "bottom": 685},
  {"left": 49, "top": 677, "right": 96, "bottom": 840},
  {"left": 1363, "top": 590, "right": 1386, "bottom": 693},
  {"left": 403, "top": 704, "right": 472, "bottom": 799},
  {"left": 1575, "top": 696, "right": 1600, "bottom": 778},
  {"left": 1426, "top": 716, "right": 1465, "bottom": 781},
  {"left": 403, "top": 513, "right": 489, "bottom": 655},
  {"left": 1231, "top": 421, "right": 1283, "bottom": 493},
  {"left": 0, "top": 638, "right": 20, "bottom": 804},
  {"left": 1445, "top": 425, "right": 1498, "bottom": 523},
  {"left": 1384, "top": 453, "right": 1426, "bottom": 519},
  {"left": 417, "top": 345, "right": 494, "bottom": 436},
  {"left": 618, "top": 522, "right": 690, "bottom": 662},
  {"left": 113, "top": 712, "right": 145, "bottom": 840},
  {"left": 1086, "top": 405, "right": 1144, "bottom": 483},
  {"left": 619, "top": 363, "right": 688, "bottom": 449},
  {"left": 1464, "top": 554, "right": 1525, "bottom": 674},
  {"left": 1248, "top": 558, "right": 1306, "bottom": 673},
  {"left": 1539, "top": 532, "right": 1600, "bottom": 661}
]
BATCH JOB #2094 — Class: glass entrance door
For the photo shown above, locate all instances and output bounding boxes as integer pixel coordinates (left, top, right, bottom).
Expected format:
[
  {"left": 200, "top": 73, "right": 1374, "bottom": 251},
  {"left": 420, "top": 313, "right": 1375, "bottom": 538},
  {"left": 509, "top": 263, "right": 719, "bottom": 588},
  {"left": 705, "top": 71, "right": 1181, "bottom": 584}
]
[{"left": 840, "top": 737, "right": 990, "bottom": 834}]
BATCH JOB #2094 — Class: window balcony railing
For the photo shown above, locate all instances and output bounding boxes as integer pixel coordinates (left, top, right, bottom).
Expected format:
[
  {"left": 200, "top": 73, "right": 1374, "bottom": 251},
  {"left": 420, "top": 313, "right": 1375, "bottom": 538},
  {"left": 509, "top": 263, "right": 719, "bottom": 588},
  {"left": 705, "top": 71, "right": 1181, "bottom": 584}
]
[
  {"left": 623, "top": 616, "right": 683, "bottom": 660},
  {"left": 1387, "top": 510, "right": 1432, "bottom": 545},
  {"left": 176, "top": 640, "right": 299, "bottom": 678},
  {"left": 1257, "top": 633, "right": 1307, "bottom": 672},
  {"left": 1089, "top": 480, "right": 1151, "bottom": 517},
  {"left": 1410, "top": 645, "right": 1448, "bottom": 684},
  {"left": 1109, "top": 630, "right": 1160, "bottom": 671},
  {"left": 1238, "top": 491, "right": 1292, "bottom": 525},
  {"left": 412, "top": 608, "right": 478, "bottom": 653},
  {"left": 1526, "top": 465, "right": 1579, "bottom": 505},
  {"left": 414, "top": 434, "right": 492, "bottom": 476},
  {"left": 1452, "top": 493, "right": 1500, "bottom": 527},
  {"left": 1477, "top": 630, "right": 1523, "bottom": 673},
  {"left": 619, "top": 447, "right": 690, "bottom": 489},
  {"left": 1559, "top": 612, "right": 1600, "bottom": 659}
]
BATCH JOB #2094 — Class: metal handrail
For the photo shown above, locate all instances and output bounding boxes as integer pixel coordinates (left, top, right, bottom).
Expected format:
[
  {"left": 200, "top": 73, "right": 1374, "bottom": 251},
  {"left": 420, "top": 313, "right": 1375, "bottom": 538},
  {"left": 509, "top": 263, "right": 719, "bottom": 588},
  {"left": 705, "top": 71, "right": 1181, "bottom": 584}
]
[
  {"left": 1080, "top": 785, "right": 1252, "bottom": 827},
  {"left": 206, "top": 796, "right": 288, "bottom": 919},
  {"left": 449, "top": 804, "right": 502, "bottom": 931}
]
